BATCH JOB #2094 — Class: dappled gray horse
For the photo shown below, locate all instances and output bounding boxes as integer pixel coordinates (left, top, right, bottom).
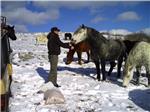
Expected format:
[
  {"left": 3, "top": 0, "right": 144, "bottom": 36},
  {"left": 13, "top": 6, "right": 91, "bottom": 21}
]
[
  {"left": 72, "top": 25, "right": 125, "bottom": 81},
  {"left": 123, "top": 42, "right": 150, "bottom": 87}
]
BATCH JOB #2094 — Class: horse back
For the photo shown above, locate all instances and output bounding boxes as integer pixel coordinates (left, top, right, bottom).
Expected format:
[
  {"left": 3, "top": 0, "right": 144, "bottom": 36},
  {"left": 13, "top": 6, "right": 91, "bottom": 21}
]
[
  {"left": 108, "top": 39, "right": 125, "bottom": 52},
  {"left": 75, "top": 41, "right": 90, "bottom": 52},
  {"left": 127, "top": 42, "right": 150, "bottom": 70},
  {"left": 103, "top": 39, "right": 125, "bottom": 60}
]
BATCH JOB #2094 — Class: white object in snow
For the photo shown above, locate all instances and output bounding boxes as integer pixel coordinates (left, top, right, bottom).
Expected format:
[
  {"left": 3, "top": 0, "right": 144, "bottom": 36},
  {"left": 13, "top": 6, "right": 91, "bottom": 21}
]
[{"left": 44, "top": 89, "right": 65, "bottom": 104}]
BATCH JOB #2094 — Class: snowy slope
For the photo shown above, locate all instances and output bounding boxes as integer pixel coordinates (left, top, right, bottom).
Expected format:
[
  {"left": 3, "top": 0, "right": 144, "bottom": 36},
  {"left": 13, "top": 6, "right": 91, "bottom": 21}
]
[{"left": 9, "top": 33, "right": 150, "bottom": 112}]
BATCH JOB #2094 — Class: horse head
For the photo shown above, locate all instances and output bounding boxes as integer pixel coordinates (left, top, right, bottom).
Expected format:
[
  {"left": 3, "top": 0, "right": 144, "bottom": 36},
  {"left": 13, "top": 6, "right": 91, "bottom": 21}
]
[
  {"left": 71, "top": 24, "right": 102, "bottom": 45},
  {"left": 71, "top": 24, "right": 88, "bottom": 44},
  {"left": 3, "top": 25, "right": 17, "bottom": 40},
  {"left": 65, "top": 46, "right": 76, "bottom": 65}
]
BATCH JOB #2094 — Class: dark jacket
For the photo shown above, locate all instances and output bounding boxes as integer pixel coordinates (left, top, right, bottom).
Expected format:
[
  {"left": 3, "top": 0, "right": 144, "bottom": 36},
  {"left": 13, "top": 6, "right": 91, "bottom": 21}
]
[{"left": 47, "top": 32, "right": 70, "bottom": 55}]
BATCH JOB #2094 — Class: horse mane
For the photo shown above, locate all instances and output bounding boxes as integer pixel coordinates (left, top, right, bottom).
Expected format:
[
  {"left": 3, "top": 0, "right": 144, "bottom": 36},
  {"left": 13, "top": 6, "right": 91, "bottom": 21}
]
[
  {"left": 2, "top": 25, "right": 11, "bottom": 29},
  {"left": 85, "top": 26, "right": 108, "bottom": 43}
]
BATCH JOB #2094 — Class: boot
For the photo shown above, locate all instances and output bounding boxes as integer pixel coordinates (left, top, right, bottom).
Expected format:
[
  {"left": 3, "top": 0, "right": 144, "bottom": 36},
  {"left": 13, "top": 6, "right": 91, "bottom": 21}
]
[{"left": 52, "top": 82, "right": 61, "bottom": 88}]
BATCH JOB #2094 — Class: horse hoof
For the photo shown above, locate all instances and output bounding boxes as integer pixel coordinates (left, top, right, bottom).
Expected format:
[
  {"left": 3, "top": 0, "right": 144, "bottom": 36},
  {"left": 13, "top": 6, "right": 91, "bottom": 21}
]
[
  {"left": 107, "top": 74, "right": 111, "bottom": 76},
  {"left": 102, "top": 78, "right": 106, "bottom": 81},
  {"left": 9, "top": 93, "right": 13, "bottom": 97},
  {"left": 122, "top": 86, "right": 127, "bottom": 88},
  {"left": 122, "top": 84, "right": 127, "bottom": 88},
  {"left": 78, "top": 62, "right": 82, "bottom": 65},
  {"left": 84, "top": 61, "right": 89, "bottom": 64},
  {"left": 117, "top": 76, "right": 121, "bottom": 79},
  {"left": 65, "top": 62, "right": 70, "bottom": 65},
  {"left": 98, "top": 79, "right": 101, "bottom": 81},
  {"left": 135, "top": 83, "right": 140, "bottom": 86}
]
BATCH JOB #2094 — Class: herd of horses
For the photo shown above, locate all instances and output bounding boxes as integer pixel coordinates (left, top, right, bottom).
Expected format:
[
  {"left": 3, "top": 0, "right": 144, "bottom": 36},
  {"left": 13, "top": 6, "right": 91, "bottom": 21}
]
[
  {"left": 1, "top": 23, "right": 150, "bottom": 111},
  {"left": 69, "top": 24, "right": 150, "bottom": 87},
  {"left": 2, "top": 24, "right": 150, "bottom": 90}
]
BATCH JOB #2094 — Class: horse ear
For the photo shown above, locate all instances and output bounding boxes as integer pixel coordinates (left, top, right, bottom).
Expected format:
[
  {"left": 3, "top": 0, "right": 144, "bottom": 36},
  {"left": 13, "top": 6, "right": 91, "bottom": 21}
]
[{"left": 81, "top": 24, "right": 85, "bottom": 28}]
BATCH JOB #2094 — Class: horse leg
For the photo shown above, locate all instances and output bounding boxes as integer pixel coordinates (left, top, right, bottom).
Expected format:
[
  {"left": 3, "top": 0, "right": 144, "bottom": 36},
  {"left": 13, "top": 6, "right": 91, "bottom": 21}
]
[
  {"left": 77, "top": 51, "right": 82, "bottom": 65},
  {"left": 135, "top": 66, "right": 141, "bottom": 86},
  {"left": 9, "top": 75, "right": 12, "bottom": 97},
  {"left": 146, "top": 70, "right": 150, "bottom": 87},
  {"left": 117, "top": 55, "right": 124, "bottom": 78},
  {"left": 87, "top": 51, "right": 90, "bottom": 62},
  {"left": 108, "top": 61, "right": 116, "bottom": 76},
  {"left": 101, "top": 59, "right": 106, "bottom": 81},
  {"left": 94, "top": 60, "right": 100, "bottom": 81},
  {"left": 85, "top": 51, "right": 90, "bottom": 63}
]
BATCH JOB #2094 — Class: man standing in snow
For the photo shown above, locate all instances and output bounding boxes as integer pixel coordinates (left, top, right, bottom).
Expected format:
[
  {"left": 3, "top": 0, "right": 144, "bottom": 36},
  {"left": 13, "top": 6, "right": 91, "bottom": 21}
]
[{"left": 47, "top": 27, "right": 73, "bottom": 87}]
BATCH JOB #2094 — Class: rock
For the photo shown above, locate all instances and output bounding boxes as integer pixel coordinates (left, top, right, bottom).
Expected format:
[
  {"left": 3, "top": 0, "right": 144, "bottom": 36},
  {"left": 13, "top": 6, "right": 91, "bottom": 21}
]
[
  {"left": 44, "top": 89, "right": 65, "bottom": 104},
  {"left": 18, "top": 52, "right": 34, "bottom": 61},
  {"left": 40, "top": 62, "right": 44, "bottom": 66}
]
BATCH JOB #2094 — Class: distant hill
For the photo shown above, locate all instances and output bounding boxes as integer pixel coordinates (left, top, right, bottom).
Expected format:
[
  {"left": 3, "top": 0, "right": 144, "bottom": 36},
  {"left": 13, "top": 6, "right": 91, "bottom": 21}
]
[{"left": 124, "top": 33, "right": 150, "bottom": 42}]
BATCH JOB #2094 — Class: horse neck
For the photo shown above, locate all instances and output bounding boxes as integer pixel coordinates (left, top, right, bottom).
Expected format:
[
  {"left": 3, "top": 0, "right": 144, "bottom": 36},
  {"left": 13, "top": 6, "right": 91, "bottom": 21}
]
[
  {"left": 98, "top": 34, "right": 108, "bottom": 43},
  {"left": 87, "top": 30, "right": 108, "bottom": 48}
]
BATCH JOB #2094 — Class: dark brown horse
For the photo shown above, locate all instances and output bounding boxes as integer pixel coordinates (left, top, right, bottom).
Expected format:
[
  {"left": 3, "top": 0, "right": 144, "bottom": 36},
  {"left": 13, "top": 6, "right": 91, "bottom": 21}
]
[
  {"left": 1, "top": 24, "right": 17, "bottom": 111},
  {"left": 65, "top": 41, "right": 90, "bottom": 65}
]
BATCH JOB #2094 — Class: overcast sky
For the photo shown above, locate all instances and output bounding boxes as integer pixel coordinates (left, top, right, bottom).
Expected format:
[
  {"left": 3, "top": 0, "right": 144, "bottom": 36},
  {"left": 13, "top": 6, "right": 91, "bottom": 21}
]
[{"left": 1, "top": 1, "right": 150, "bottom": 33}]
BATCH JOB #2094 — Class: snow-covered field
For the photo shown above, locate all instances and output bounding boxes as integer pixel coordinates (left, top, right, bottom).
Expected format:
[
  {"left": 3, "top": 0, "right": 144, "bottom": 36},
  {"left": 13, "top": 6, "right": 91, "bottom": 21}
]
[{"left": 9, "top": 33, "right": 150, "bottom": 112}]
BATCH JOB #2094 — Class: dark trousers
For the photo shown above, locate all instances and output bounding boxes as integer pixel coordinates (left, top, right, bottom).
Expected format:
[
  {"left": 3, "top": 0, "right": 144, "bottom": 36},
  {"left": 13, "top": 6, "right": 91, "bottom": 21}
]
[{"left": 48, "top": 55, "right": 58, "bottom": 84}]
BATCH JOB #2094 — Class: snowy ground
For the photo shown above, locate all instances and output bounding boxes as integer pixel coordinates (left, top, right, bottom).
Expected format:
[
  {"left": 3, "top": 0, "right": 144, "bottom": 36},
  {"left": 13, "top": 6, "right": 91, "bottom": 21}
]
[{"left": 9, "top": 33, "right": 150, "bottom": 112}]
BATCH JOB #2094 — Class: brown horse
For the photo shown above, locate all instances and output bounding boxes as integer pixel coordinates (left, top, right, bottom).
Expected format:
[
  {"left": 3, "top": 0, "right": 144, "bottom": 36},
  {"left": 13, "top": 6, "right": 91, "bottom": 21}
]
[{"left": 65, "top": 41, "right": 90, "bottom": 65}]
